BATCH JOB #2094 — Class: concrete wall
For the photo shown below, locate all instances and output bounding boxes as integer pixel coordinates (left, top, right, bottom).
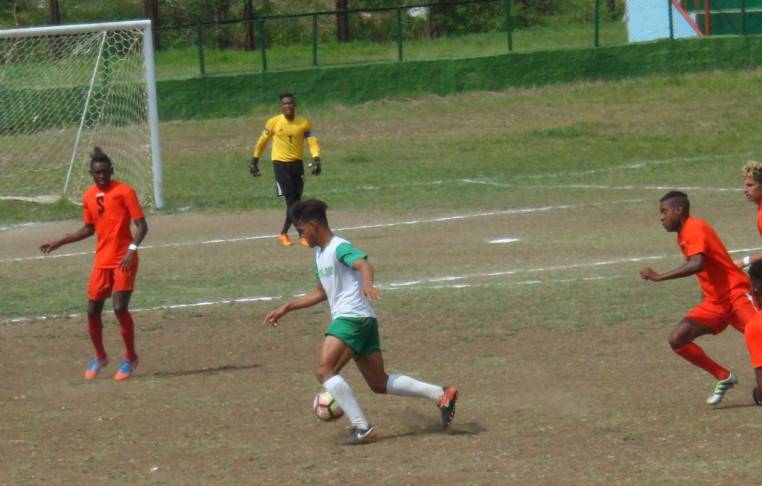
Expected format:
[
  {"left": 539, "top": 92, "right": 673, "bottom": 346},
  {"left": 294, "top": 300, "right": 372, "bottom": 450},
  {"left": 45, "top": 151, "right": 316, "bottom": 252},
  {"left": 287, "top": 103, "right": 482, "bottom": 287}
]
[{"left": 156, "top": 35, "right": 762, "bottom": 121}]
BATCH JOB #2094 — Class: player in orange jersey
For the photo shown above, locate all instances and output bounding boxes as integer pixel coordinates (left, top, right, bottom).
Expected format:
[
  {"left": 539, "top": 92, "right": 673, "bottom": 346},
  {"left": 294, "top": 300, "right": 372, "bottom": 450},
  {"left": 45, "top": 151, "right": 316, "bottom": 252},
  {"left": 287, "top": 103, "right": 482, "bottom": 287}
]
[
  {"left": 734, "top": 161, "right": 762, "bottom": 269},
  {"left": 640, "top": 191, "right": 757, "bottom": 405},
  {"left": 743, "top": 261, "right": 762, "bottom": 406},
  {"left": 40, "top": 147, "right": 148, "bottom": 381}
]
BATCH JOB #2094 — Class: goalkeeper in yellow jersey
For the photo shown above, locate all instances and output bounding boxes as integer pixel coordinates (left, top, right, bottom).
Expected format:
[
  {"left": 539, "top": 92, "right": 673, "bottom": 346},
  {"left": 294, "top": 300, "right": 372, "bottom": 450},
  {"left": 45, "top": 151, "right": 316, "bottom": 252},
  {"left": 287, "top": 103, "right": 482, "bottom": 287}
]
[{"left": 250, "top": 93, "right": 321, "bottom": 247}]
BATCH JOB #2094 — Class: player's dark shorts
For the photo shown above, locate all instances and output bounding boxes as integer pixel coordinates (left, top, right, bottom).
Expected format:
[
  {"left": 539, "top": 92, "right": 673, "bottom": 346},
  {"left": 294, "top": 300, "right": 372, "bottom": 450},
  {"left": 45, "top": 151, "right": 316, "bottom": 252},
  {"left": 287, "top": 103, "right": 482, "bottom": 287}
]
[{"left": 273, "top": 160, "right": 304, "bottom": 197}]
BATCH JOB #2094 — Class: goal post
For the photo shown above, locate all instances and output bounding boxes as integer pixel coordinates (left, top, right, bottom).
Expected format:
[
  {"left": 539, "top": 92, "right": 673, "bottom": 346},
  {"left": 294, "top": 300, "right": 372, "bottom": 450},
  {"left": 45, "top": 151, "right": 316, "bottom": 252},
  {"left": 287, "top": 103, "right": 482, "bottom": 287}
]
[{"left": 0, "top": 20, "right": 164, "bottom": 209}]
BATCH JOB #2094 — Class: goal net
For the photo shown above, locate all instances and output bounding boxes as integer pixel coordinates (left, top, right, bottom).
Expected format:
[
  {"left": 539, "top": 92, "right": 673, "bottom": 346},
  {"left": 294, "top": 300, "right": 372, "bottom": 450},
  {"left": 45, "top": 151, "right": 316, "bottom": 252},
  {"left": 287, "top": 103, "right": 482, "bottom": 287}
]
[{"left": 0, "top": 20, "right": 163, "bottom": 208}]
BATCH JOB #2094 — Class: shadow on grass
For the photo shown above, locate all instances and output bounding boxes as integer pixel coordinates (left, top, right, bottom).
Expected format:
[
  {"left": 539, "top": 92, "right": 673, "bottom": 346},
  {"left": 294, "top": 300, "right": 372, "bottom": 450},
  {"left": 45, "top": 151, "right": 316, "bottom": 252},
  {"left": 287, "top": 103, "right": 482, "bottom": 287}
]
[
  {"left": 711, "top": 402, "right": 760, "bottom": 410},
  {"left": 149, "top": 363, "right": 261, "bottom": 378},
  {"left": 374, "top": 421, "right": 485, "bottom": 443}
]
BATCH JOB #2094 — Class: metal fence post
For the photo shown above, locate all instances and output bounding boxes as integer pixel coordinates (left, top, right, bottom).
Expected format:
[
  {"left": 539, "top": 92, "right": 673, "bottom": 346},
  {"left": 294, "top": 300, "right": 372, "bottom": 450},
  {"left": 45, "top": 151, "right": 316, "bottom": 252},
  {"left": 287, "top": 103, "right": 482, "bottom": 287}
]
[
  {"left": 594, "top": 0, "right": 600, "bottom": 47},
  {"left": 506, "top": 0, "right": 512, "bottom": 51},
  {"left": 312, "top": 14, "right": 318, "bottom": 67},
  {"left": 742, "top": 0, "right": 748, "bottom": 36},
  {"left": 668, "top": 0, "right": 674, "bottom": 39},
  {"left": 258, "top": 18, "right": 267, "bottom": 72},
  {"left": 396, "top": 7, "right": 403, "bottom": 62},
  {"left": 195, "top": 23, "right": 205, "bottom": 76}
]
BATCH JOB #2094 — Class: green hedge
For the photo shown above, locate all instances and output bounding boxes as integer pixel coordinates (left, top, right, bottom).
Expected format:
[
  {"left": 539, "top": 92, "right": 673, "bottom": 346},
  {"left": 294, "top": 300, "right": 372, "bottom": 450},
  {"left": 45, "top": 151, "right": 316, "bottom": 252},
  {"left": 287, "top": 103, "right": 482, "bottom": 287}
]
[
  {"left": 6, "top": 35, "right": 760, "bottom": 130},
  {"left": 156, "top": 35, "right": 762, "bottom": 121}
]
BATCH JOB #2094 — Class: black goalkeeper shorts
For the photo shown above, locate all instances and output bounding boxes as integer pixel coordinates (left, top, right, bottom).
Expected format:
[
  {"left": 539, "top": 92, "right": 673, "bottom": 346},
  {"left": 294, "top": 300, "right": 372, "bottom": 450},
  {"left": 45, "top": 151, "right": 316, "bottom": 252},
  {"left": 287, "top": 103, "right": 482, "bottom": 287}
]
[{"left": 273, "top": 160, "right": 304, "bottom": 197}]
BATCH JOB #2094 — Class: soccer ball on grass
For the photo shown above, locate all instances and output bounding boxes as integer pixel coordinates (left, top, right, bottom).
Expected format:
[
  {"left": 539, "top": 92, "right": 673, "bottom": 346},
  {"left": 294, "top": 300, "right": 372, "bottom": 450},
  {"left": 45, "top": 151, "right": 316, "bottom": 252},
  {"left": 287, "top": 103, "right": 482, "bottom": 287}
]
[{"left": 313, "top": 391, "right": 344, "bottom": 422}]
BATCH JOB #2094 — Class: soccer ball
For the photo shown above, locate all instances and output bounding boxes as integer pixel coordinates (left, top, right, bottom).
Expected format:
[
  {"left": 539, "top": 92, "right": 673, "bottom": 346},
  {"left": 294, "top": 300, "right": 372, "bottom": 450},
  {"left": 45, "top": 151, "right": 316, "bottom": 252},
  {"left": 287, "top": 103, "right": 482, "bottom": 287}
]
[{"left": 313, "top": 391, "right": 344, "bottom": 422}]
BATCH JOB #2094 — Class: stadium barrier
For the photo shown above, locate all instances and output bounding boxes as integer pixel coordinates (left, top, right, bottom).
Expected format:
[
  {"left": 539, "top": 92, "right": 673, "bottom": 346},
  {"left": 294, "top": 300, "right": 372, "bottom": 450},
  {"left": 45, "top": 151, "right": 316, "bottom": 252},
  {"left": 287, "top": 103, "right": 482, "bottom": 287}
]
[{"left": 155, "top": 34, "right": 762, "bottom": 120}]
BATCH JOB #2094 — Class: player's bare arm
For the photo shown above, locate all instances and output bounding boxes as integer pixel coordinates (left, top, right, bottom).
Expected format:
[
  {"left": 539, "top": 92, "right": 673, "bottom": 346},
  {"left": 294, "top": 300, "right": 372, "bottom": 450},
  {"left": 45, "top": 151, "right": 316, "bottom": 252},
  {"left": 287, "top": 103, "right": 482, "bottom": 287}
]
[
  {"left": 735, "top": 253, "right": 762, "bottom": 269},
  {"left": 353, "top": 258, "right": 382, "bottom": 301},
  {"left": 39, "top": 223, "right": 96, "bottom": 254},
  {"left": 264, "top": 283, "right": 328, "bottom": 327},
  {"left": 640, "top": 253, "right": 705, "bottom": 282},
  {"left": 118, "top": 217, "right": 148, "bottom": 272}
]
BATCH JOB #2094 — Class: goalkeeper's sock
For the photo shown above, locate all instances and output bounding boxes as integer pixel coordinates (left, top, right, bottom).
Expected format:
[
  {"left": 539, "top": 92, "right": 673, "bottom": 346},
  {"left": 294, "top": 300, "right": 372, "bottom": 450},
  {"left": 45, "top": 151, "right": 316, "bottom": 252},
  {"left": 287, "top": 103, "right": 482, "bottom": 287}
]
[
  {"left": 323, "top": 375, "right": 370, "bottom": 429},
  {"left": 387, "top": 374, "right": 444, "bottom": 401}
]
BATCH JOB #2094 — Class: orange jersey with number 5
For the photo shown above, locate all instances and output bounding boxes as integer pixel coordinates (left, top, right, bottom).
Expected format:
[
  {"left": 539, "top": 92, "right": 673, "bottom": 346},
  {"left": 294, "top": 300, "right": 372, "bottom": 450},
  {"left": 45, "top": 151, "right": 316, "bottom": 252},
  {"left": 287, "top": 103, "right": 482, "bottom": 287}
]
[{"left": 82, "top": 180, "right": 144, "bottom": 269}]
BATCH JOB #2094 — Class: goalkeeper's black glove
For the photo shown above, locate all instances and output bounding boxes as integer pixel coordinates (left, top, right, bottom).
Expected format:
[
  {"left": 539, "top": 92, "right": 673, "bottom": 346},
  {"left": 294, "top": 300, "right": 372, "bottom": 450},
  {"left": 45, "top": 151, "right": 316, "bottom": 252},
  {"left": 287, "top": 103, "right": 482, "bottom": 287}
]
[
  {"left": 249, "top": 157, "right": 261, "bottom": 177},
  {"left": 309, "top": 157, "right": 321, "bottom": 176}
]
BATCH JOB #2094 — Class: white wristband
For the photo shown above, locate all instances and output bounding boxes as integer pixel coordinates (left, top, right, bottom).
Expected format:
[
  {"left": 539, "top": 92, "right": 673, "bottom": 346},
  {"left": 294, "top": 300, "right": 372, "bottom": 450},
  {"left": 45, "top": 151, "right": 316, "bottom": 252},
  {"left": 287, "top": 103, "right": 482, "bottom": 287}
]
[
  {"left": 128, "top": 243, "right": 138, "bottom": 251},
  {"left": 744, "top": 255, "right": 751, "bottom": 267}
]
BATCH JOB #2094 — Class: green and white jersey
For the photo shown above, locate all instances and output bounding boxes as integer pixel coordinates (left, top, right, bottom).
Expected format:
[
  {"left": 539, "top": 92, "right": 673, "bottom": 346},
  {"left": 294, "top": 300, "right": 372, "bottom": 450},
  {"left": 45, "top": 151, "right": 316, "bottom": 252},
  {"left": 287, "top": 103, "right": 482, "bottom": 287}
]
[{"left": 315, "top": 236, "right": 377, "bottom": 320}]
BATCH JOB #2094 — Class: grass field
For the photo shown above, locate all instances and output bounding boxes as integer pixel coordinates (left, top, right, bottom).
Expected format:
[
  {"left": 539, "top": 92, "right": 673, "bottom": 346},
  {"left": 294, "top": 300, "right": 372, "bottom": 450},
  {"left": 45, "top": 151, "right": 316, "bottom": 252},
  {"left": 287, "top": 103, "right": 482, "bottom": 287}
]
[{"left": 3, "top": 69, "right": 762, "bottom": 484}]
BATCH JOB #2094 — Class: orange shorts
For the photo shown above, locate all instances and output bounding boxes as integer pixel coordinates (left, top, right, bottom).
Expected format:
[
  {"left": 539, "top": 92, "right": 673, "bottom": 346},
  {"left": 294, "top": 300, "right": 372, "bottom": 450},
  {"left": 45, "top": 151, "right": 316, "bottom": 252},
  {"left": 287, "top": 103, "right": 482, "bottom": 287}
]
[
  {"left": 685, "top": 291, "right": 757, "bottom": 334},
  {"left": 88, "top": 263, "right": 139, "bottom": 301},
  {"left": 745, "top": 313, "right": 762, "bottom": 368}
]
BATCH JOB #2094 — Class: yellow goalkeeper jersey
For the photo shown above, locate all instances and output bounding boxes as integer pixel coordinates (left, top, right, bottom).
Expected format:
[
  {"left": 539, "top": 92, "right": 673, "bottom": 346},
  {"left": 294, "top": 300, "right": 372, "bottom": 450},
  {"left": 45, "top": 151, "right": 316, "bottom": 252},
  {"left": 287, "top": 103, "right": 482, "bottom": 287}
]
[{"left": 253, "top": 114, "right": 320, "bottom": 162}]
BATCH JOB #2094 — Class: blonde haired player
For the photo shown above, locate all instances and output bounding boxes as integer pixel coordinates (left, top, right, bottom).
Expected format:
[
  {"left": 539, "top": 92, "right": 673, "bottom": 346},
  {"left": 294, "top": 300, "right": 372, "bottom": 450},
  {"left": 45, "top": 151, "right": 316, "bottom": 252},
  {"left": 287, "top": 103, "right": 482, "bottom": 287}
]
[{"left": 735, "top": 161, "right": 762, "bottom": 269}]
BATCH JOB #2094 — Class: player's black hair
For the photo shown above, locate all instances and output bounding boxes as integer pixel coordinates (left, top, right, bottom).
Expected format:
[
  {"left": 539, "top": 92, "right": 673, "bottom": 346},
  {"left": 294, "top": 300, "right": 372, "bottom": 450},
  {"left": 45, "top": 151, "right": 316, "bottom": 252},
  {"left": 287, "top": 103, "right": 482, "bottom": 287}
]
[
  {"left": 750, "top": 260, "right": 762, "bottom": 285},
  {"left": 660, "top": 190, "right": 690, "bottom": 212},
  {"left": 90, "top": 146, "right": 112, "bottom": 168},
  {"left": 290, "top": 198, "right": 328, "bottom": 226},
  {"left": 279, "top": 92, "right": 295, "bottom": 101}
]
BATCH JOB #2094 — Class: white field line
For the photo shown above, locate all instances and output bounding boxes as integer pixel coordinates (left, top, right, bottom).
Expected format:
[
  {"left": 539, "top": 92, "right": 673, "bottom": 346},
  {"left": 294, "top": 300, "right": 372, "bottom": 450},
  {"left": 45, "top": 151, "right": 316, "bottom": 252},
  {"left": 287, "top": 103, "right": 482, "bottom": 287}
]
[
  {"left": 385, "top": 254, "right": 664, "bottom": 288},
  {"left": 5, "top": 196, "right": 761, "bottom": 324},
  {"left": 0, "top": 266, "right": 640, "bottom": 325},
  {"left": 0, "top": 172, "right": 740, "bottom": 234},
  {"left": 313, "top": 153, "right": 751, "bottom": 194},
  {"left": 1, "top": 296, "right": 278, "bottom": 325},
  {"left": 1, "top": 151, "right": 746, "bottom": 233},
  {"left": 460, "top": 178, "right": 739, "bottom": 192},
  {"left": 513, "top": 152, "right": 755, "bottom": 180},
  {"left": 0, "top": 198, "right": 644, "bottom": 264},
  {"left": 307, "top": 177, "right": 739, "bottom": 196},
  {"left": 7, "top": 248, "right": 762, "bottom": 325}
]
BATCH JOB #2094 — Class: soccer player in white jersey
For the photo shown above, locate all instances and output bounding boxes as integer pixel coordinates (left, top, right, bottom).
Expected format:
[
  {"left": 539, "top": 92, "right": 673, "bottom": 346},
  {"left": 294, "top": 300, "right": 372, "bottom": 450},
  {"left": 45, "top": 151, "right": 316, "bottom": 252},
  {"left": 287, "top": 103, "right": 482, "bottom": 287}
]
[{"left": 263, "top": 198, "right": 458, "bottom": 445}]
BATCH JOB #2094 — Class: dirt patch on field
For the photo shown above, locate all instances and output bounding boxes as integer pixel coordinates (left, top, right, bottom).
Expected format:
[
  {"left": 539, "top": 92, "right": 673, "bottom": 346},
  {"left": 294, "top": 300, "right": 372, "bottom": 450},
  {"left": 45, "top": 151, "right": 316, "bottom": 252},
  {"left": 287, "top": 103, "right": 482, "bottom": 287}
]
[{"left": 2, "top": 208, "right": 761, "bottom": 485}]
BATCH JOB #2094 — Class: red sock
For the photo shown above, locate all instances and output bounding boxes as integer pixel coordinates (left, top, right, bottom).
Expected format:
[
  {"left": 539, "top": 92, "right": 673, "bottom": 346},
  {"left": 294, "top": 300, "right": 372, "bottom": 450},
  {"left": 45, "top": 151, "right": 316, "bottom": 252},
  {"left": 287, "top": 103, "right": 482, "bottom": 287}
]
[
  {"left": 674, "top": 343, "right": 729, "bottom": 380},
  {"left": 87, "top": 316, "right": 107, "bottom": 360},
  {"left": 116, "top": 311, "right": 138, "bottom": 361}
]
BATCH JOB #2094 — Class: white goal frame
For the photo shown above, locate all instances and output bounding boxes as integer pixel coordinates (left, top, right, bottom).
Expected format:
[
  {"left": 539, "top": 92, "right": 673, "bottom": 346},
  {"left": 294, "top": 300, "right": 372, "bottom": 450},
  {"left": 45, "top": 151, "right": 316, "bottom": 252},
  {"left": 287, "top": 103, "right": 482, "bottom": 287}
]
[{"left": 0, "top": 20, "right": 164, "bottom": 208}]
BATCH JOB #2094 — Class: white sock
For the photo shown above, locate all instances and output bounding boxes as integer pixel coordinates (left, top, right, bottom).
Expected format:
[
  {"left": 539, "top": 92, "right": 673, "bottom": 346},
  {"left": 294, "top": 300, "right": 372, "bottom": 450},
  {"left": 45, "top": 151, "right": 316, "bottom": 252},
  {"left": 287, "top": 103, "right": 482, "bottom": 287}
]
[
  {"left": 323, "top": 375, "right": 369, "bottom": 429},
  {"left": 387, "top": 374, "right": 444, "bottom": 402}
]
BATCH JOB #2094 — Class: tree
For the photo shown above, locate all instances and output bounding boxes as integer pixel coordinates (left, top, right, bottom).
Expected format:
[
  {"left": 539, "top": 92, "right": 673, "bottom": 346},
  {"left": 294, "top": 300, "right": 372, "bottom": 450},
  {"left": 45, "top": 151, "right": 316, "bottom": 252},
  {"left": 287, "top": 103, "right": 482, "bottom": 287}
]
[
  {"left": 607, "top": 0, "right": 620, "bottom": 21},
  {"left": 145, "top": 0, "right": 160, "bottom": 50},
  {"left": 50, "top": 0, "right": 60, "bottom": 24},
  {"left": 244, "top": 0, "right": 254, "bottom": 50},
  {"left": 336, "top": 0, "right": 349, "bottom": 43}
]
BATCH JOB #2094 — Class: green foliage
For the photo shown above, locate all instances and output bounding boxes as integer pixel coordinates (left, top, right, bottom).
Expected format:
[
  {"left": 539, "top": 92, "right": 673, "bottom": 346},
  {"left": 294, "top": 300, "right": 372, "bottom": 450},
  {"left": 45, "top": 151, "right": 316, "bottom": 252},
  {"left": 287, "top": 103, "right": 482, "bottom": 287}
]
[
  {"left": 0, "top": 0, "right": 49, "bottom": 28},
  {"left": 430, "top": 0, "right": 506, "bottom": 36},
  {"left": 0, "top": 0, "right": 145, "bottom": 28},
  {"left": 1, "top": 0, "right": 620, "bottom": 45},
  {"left": 510, "top": 0, "right": 625, "bottom": 28}
]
